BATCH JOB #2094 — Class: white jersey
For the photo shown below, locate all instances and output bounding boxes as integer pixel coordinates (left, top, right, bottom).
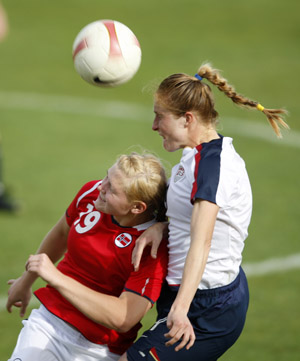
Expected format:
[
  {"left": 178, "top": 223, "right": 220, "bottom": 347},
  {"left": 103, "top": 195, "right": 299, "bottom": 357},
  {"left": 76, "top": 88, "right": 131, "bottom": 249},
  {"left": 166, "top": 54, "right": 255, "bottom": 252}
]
[{"left": 166, "top": 136, "right": 252, "bottom": 289}]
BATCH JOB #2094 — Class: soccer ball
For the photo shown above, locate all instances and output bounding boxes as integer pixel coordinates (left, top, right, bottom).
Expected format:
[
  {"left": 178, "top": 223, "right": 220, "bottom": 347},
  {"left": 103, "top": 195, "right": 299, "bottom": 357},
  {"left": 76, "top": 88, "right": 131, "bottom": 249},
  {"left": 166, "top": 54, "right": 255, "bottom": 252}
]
[{"left": 72, "top": 20, "right": 142, "bottom": 87}]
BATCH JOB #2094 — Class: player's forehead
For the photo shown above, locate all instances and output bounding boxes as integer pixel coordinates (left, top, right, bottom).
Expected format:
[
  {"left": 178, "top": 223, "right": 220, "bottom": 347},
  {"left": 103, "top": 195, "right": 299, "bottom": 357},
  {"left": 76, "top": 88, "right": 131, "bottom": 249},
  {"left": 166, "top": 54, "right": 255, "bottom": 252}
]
[
  {"left": 107, "top": 163, "right": 125, "bottom": 190},
  {"left": 154, "top": 101, "right": 163, "bottom": 113},
  {"left": 154, "top": 101, "right": 170, "bottom": 115}
]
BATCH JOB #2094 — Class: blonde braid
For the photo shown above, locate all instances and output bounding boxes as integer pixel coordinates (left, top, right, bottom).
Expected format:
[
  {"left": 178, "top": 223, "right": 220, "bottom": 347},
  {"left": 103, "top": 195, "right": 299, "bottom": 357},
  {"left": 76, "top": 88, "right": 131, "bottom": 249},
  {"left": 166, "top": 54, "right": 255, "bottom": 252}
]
[{"left": 197, "top": 63, "right": 289, "bottom": 137}]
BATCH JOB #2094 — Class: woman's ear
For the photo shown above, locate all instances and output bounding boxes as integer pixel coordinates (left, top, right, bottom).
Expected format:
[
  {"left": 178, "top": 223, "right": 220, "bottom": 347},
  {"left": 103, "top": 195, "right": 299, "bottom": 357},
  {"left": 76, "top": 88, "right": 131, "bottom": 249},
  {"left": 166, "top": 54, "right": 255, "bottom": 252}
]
[
  {"left": 184, "top": 111, "right": 196, "bottom": 127},
  {"left": 131, "top": 201, "right": 147, "bottom": 215}
]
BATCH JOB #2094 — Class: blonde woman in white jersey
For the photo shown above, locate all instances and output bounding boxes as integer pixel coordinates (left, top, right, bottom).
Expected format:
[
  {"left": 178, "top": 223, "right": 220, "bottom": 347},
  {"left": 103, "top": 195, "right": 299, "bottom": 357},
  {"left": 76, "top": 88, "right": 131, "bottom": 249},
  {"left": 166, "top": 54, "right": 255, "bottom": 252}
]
[{"left": 120, "top": 64, "right": 288, "bottom": 361}]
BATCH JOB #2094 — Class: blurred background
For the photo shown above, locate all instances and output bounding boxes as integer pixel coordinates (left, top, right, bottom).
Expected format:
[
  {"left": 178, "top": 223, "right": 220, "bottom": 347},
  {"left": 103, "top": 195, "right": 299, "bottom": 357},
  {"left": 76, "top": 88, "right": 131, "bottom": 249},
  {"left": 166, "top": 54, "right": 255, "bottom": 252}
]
[{"left": 0, "top": 0, "right": 299, "bottom": 360}]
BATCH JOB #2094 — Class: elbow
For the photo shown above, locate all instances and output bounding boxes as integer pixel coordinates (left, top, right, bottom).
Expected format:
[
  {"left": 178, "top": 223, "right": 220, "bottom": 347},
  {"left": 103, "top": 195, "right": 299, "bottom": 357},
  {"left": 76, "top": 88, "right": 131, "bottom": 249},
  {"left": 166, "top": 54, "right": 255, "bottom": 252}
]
[
  {"left": 115, "top": 325, "right": 131, "bottom": 333},
  {"left": 113, "top": 319, "right": 135, "bottom": 333},
  {"left": 101, "top": 314, "right": 135, "bottom": 333},
  {"left": 111, "top": 315, "right": 137, "bottom": 333}
]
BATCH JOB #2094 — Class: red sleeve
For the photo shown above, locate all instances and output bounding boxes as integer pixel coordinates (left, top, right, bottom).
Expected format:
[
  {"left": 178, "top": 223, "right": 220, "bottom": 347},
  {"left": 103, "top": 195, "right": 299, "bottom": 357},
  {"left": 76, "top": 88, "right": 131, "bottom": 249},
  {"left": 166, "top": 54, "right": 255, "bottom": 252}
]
[
  {"left": 123, "top": 238, "right": 168, "bottom": 304},
  {"left": 65, "top": 180, "right": 101, "bottom": 227}
]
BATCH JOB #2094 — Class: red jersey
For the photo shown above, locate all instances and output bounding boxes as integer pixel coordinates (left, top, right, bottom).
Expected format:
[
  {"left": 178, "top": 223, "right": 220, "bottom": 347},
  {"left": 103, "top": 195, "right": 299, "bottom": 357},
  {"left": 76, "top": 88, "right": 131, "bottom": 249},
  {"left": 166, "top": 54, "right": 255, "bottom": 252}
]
[{"left": 35, "top": 180, "right": 168, "bottom": 355}]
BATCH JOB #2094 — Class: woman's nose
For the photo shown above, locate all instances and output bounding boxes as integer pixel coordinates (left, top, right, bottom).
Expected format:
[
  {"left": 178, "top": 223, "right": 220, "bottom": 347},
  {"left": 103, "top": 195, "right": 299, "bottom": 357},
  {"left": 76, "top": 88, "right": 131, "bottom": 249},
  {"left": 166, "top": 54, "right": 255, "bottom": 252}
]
[
  {"left": 152, "top": 117, "right": 158, "bottom": 131},
  {"left": 98, "top": 181, "right": 106, "bottom": 193}
]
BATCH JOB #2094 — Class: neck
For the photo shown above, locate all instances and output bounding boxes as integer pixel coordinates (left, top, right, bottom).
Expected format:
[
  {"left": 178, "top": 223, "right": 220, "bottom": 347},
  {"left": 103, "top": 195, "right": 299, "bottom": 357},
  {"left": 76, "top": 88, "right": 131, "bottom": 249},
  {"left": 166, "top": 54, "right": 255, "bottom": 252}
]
[
  {"left": 113, "top": 212, "right": 153, "bottom": 228},
  {"left": 199, "top": 128, "right": 220, "bottom": 144},
  {"left": 186, "top": 127, "right": 219, "bottom": 148}
]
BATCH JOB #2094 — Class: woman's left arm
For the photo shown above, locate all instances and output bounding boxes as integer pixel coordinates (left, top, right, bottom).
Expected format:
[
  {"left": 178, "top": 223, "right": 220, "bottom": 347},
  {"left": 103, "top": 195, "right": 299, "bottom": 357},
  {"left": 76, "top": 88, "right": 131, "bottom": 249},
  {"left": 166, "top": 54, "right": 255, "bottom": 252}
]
[{"left": 165, "top": 199, "right": 219, "bottom": 351}]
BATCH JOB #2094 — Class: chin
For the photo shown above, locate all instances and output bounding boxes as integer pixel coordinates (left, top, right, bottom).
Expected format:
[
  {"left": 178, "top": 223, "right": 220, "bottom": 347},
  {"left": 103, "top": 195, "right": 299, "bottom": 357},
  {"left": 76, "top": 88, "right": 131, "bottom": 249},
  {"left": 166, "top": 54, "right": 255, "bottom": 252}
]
[
  {"left": 163, "top": 140, "right": 172, "bottom": 152},
  {"left": 163, "top": 142, "right": 179, "bottom": 152},
  {"left": 94, "top": 200, "right": 104, "bottom": 211}
]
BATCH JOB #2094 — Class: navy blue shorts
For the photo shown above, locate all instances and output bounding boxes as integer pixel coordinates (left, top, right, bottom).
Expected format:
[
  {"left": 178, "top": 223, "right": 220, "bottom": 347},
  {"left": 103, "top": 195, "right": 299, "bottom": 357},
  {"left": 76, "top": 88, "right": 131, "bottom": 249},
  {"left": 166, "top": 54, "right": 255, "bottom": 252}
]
[{"left": 127, "top": 268, "right": 249, "bottom": 361}]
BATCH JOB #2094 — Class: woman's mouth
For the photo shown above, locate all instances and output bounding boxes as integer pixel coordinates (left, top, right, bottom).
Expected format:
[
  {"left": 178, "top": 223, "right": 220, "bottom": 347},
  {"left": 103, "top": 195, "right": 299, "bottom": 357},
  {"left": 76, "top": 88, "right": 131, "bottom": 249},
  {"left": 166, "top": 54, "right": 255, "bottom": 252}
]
[
  {"left": 159, "top": 133, "right": 165, "bottom": 139},
  {"left": 96, "top": 192, "right": 105, "bottom": 203}
]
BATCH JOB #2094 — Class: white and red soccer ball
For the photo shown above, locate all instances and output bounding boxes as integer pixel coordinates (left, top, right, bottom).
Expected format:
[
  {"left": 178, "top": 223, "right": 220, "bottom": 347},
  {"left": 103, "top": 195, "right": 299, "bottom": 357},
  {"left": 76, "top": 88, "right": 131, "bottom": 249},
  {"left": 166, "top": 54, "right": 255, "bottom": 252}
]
[{"left": 72, "top": 20, "right": 142, "bottom": 87}]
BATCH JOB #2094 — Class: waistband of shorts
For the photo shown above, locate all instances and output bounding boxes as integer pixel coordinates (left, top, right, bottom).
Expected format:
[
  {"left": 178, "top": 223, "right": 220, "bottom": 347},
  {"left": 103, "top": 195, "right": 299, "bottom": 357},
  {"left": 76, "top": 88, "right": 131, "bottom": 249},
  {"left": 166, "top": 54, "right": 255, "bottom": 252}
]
[{"left": 168, "top": 267, "right": 245, "bottom": 298}]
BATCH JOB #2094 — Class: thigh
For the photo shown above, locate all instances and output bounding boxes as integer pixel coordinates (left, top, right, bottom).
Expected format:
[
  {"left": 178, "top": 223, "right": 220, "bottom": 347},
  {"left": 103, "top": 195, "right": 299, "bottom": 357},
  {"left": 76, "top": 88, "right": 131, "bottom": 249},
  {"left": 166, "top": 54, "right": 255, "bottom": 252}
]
[
  {"left": 8, "top": 306, "right": 121, "bottom": 361},
  {"left": 8, "top": 309, "right": 59, "bottom": 361},
  {"left": 126, "top": 317, "right": 221, "bottom": 361}
]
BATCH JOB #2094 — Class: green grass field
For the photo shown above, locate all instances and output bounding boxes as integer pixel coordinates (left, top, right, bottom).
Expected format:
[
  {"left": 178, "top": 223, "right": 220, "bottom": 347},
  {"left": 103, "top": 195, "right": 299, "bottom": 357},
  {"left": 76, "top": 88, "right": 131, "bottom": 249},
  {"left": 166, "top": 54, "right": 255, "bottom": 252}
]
[{"left": 1, "top": 0, "right": 299, "bottom": 360}]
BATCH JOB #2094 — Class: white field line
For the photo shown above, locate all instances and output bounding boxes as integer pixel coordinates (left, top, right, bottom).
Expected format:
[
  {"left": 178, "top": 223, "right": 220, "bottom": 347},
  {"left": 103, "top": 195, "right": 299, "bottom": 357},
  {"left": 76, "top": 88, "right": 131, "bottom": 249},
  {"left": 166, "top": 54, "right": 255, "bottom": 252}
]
[
  {"left": 1, "top": 253, "right": 300, "bottom": 312},
  {"left": 0, "top": 90, "right": 150, "bottom": 122},
  {"left": 0, "top": 90, "right": 299, "bottom": 148},
  {"left": 242, "top": 253, "right": 300, "bottom": 276}
]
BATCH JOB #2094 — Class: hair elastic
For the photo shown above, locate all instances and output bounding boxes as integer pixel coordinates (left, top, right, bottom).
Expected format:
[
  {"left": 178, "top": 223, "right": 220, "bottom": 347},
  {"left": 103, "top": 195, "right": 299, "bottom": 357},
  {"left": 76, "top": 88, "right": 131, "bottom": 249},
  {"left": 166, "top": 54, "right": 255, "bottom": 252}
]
[
  {"left": 257, "top": 104, "right": 265, "bottom": 112},
  {"left": 194, "top": 73, "right": 203, "bottom": 81}
]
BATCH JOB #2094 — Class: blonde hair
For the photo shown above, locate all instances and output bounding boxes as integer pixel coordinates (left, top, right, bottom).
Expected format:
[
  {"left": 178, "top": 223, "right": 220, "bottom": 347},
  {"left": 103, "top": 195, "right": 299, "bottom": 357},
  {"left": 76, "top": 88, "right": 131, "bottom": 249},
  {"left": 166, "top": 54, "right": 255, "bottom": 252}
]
[
  {"left": 116, "top": 152, "right": 167, "bottom": 221},
  {"left": 156, "top": 63, "right": 289, "bottom": 138}
]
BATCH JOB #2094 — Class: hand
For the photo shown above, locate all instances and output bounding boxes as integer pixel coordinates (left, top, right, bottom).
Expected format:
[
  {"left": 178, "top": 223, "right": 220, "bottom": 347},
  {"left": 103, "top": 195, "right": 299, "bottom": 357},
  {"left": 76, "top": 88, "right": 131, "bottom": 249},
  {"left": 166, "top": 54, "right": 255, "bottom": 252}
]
[
  {"left": 132, "top": 222, "right": 167, "bottom": 271},
  {"left": 6, "top": 277, "right": 32, "bottom": 317},
  {"left": 164, "top": 308, "right": 196, "bottom": 352},
  {"left": 25, "top": 253, "right": 61, "bottom": 286}
]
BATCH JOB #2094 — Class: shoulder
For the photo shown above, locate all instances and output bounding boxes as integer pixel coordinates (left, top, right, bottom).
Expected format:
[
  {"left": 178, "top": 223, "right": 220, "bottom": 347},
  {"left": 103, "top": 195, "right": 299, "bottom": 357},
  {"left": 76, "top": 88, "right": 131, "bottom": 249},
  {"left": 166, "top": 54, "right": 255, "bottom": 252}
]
[
  {"left": 191, "top": 137, "right": 228, "bottom": 204},
  {"left": 195, "top": 136, "right": 244, "bottom": 173},
  {"left": 194, "top": 138, "right": 224, "bottom": 179}
]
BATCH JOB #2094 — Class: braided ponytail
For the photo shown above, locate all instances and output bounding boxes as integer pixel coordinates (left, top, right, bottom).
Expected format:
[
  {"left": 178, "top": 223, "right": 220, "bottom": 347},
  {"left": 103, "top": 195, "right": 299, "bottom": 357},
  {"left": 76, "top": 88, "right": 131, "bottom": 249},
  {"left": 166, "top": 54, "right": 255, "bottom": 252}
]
[{"left": 197, "top": 63, "right": 289, "bottom": 137}]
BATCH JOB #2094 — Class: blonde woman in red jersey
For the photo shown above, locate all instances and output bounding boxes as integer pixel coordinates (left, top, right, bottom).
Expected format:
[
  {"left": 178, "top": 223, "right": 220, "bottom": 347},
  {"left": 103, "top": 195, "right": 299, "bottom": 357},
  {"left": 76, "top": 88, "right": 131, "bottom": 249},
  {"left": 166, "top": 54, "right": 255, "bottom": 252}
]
[{"left": 6, "top": 152, "right": 168, "bottom": 361}]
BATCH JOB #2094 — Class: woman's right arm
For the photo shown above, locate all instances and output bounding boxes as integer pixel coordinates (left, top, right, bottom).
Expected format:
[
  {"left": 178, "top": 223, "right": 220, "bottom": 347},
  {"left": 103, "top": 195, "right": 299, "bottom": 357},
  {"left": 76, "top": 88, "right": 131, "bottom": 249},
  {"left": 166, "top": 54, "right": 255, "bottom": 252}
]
[
  {"left": 132, "top": 221, "right": 168, "bottom": 271},
  {"left": 6, "top": 214, "right": 70, "bottom": 317}
]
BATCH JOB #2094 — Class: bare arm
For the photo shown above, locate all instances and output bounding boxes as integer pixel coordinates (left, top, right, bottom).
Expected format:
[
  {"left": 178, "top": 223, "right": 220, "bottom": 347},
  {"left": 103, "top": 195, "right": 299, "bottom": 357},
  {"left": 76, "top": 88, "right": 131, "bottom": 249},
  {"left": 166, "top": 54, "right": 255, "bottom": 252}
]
[
  {"left": 165, "top": 199, "right": 219, "bottom": 351},
  {"left": 132, "top": 221, "right": 168, "bottom": 271},
  {"left": 26, "top": 253, "right": 151, "bottom": 332},
  {"left": 34, "top": 214, "right": 70, "bottom": 261},
  {"left": 6, "top": 214, "right": 69, "bottom": 316}
]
